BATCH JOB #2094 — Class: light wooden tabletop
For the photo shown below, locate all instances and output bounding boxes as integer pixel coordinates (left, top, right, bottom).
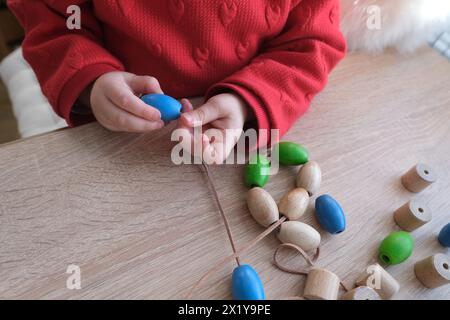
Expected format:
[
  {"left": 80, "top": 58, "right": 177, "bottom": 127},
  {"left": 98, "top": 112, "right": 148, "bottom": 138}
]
[{"left": 0, "top": 47, "right": 449, "bottom": 300}]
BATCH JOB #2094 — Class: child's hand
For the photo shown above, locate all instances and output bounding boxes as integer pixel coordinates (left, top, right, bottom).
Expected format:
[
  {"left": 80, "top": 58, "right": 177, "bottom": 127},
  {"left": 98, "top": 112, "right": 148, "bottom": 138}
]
[
  {"left": 179, "top": 93, "right": 249, "bottom": 164},
  {"left": 90, "top": 72, "right": 165, "bottom": 132}
]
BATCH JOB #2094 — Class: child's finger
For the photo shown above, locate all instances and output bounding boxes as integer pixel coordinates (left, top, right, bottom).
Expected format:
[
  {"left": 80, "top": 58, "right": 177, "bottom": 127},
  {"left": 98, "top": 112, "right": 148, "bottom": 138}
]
[
  {"left": 202, "top": 130, "right": 226, "bottom": 164},
  {"left": 111, "top": 107, "right": 165, "bottom": 133},
  {"left": 180, "top": 101, "right": 222, "bottom": 128},
  {"left": 177, "top": 99, "right": 195, "bottom": 130},
  {"left": 181, "top": 98, "right": 194, "bottom": 113},
  {"left": 129, "top": 75, "right": 164, "bottom": 95},
  {"left": 107, "top": 85, "right": 162, "bottom": 121},
  {"left": 98, "top": 95, "right": 164, "bottom": 132}
]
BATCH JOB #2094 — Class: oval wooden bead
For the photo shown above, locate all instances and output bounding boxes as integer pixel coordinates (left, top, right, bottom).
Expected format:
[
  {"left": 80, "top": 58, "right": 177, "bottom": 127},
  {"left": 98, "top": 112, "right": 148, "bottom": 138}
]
[
  {"left": 340, "top": 286, "right": 381, "bottom": 300},
  {"left": 315, "top": 195, "right": 346, "bottom": 234},
  {"left": 232, "top": 265, "right": 265, "bottom": 300},
  {"left": 438, "top": 223, "right": 450, "bottom": 248},
  {"left": 304, "top": 268, "right": 340, "bottom": 300},
  {"left": 414, "top": 254, "right": 450, "bottom": 289},
  {"left": 245, "top": 155, "right": 270, "bottom": 188},
  {"left": 246, "top": 187, "right": 279, "bottom": 227},
  {"left": 277, "top": 221, "right": 321, "bottom": 252},
  {"left": 141, "top": 94, "right": 182, "bottom": 122},
  {"left": 296, "top": 161, "right": 322, "bottom": 196},
  {"left": 379, "top": 231, "right": 414, "bottom": 265},
  {"left": 278, "top": 188, "right": 309, "bottom": 221},
  {"left": 273, "top": 141, "right": 309, "bottom": 166},
  {"left": 401, "top": 163, "right": 437, "bottom": 193},
  {"left": 393, "top": 200, "right": 431, "bottom": 232},
  {"left": 356, "top": 263, "right": 400, "bottom": 299}
]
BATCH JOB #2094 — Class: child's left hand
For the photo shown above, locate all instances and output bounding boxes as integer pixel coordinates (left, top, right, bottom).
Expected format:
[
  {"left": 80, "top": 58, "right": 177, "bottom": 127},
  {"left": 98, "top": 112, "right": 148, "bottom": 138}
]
[{"left": 178, "top": 93, "right": 249, "bottom": 164}]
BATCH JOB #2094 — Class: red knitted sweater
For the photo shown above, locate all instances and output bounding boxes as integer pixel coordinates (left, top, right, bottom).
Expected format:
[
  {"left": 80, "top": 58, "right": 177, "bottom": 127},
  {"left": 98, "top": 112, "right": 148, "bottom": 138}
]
[{"left": 9, "top": 0, "right": 346, "bottom": 140}]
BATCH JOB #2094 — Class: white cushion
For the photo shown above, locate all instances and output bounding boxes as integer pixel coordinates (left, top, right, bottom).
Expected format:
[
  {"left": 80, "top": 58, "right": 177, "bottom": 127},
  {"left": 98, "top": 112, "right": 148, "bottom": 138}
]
[{"left": 0, "top": 48, "right": 67, "bottom": 138}]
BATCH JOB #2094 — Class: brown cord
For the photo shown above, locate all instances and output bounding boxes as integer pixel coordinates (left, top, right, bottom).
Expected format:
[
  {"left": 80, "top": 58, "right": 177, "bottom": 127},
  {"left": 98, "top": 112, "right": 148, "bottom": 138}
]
[
  {"left": 273, "top": 242, "right": 350, "bottom": 292},
  {"left": 201, "top": 162, "right": 241, "bottom": 266},
  {"left": 186, "top": 204, "right": 287, "bottom": 298},
  {"left": 273, "top": 243, "right": 319, "bottom": 275}
]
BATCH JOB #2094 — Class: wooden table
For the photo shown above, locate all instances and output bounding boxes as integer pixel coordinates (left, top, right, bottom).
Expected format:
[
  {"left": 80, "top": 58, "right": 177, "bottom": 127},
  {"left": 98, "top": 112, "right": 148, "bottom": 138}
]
[{"left": 1, "top": 48, "right": 449, "bottom": 300}]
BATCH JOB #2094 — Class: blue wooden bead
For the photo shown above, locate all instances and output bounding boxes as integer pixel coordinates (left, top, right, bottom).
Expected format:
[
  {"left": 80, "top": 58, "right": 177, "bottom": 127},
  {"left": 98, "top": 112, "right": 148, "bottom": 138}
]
[
  {"left": 232, "top": 265, "right": 265, "bottom": 300},
  {"left": 141, "top": 94, "right": 182, "bottom": 122},
  {"left": 438, "top": 223, "right": 450, "bottom": 247},
  {"left": 315, "top": 194, "right": 346, "bottom": 234}
]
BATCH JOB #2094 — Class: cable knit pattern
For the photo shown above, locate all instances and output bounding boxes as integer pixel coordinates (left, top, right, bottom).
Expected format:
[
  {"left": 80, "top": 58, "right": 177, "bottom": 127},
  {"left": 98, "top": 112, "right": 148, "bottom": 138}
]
[{"left": 8, "top": 0, "right": 346, "bottom": 143}]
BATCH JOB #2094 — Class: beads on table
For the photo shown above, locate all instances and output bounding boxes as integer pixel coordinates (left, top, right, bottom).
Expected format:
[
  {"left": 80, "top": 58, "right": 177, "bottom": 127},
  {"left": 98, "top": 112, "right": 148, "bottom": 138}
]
[
  {"left": 393, "top": 200, "right": 432, "bottom": 232},
  {"left": 315, "top": 195, "right": 346, "bottom": 235},
  {"left": 246, "top": 187, "right": 279, "bottom": 228},
  {"left": 414, "top": 254, "right": 450, "bottom": 289},
  {"left": 340, "top": 286, "right": 381, "bottom": 300},
  {"left": 438, "top": 223, "right": 450, "bottom": 248},
  {"left": 278, "top": 188, "right": 309, "bottom": 221},
  {"left": 296, "top": 161, "right": 322, "bottom": 196},
  {"left": 273, "top": 141, "right": 309, "bottom": 166},
  {"left": 379, "top": 231, "right": 414, "bottom": 265},
  {"left": 245, "top": 154, "right": 270, "bottom": 188},
  {"left": 401, "top": 163, "right": 437, "bottom": 193},
  {"left": 277, "top": 221, "right": 321, "bottom": 252},
  {"left": 356, "top": 263, "right": 400, "bottom": 299},
  {"left": 303, "top": 268, "right": 340, "bottom": 300},
  {"left": 232, "top": 265, "right": 265, "bottom": 300}
]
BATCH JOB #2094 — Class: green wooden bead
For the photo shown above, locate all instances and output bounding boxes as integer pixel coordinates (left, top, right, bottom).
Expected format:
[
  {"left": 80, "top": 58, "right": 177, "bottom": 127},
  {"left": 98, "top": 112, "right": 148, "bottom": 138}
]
[
  {"left": 379, "top": 231, "right": 414, "bottom": 265},
  {"left": 273, "top": 142, "right": 309, "bottom": 166},
  {"left": 245, "top": 155, "right": 270, "bottom": 188}
]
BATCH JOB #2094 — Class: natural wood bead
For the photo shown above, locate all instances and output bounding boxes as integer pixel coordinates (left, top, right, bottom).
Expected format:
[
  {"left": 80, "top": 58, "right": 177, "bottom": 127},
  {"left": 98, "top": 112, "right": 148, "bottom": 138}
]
[
  {"left": 246, "top": 187, "right": 279, "bottom": 228},
  {"left": 296, "top": 161, "right": 322, "bottom": 196},
  {"left": 304, "top": 268, "right": 340, "bottom": 300},
  {"left": 340, "top": 286, "right": 381, "bottom": 300},
  {"left": 277, "top": 221, "right": 321, "bottom": 252},
  {"left": 401, "top": 163, "right": 437, "bottom": 193},
  {"left": 278, "top": 188, "right": 309, "bottom": 221},
  {"left": 414, "top": 254, "right": 450, "bottom": 289},
  {"left": 393, "top": 200, "right": 431, "bottom": 231},
  {"left": 356, "top": 263, "right": 400, "bottom": 299}
]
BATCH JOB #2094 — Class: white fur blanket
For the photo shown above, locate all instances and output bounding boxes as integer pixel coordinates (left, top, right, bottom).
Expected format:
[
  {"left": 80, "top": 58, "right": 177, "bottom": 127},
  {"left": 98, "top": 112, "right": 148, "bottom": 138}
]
[{"left": 341, "top": 0, "right": 450, "bottom": 52}]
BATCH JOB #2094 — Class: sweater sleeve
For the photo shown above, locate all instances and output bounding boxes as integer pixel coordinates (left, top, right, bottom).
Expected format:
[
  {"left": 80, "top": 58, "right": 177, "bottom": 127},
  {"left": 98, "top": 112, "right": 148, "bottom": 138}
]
[
  {"left": 8, "top": 0, "right": 125, "bottom": 126},
  {"left": 206, "top": 0, "right": 346, "bottom": 146}
]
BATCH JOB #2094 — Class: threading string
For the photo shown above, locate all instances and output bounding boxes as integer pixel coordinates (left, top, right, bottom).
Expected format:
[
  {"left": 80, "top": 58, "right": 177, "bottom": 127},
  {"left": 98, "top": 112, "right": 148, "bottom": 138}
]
[
  {"left": 273, "top": 243, "right": 319, "bottom": 275},
  {"left": 186, "top": 215, "right": 287, "bottom": 299},
  {"left": 201, "top": 162, "right": 241, "bottom": 266},
  {"left": 273, "top": 243, "right": 349, "bottom": 292}
]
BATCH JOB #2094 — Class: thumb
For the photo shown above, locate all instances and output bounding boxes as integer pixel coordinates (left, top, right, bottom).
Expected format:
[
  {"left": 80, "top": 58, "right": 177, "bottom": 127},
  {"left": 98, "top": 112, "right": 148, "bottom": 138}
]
[{"left": 180, "top": 101, "right": 221, "bottom": 128}]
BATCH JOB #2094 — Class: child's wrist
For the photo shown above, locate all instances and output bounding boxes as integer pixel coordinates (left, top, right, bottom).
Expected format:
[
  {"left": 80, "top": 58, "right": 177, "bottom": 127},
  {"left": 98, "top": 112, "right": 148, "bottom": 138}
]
[
  {"left": 79, "top": 84, "right": 94, "bottom": 108},
  {"left": 71, "top": 84, "right": 94, "bottom": 118}
]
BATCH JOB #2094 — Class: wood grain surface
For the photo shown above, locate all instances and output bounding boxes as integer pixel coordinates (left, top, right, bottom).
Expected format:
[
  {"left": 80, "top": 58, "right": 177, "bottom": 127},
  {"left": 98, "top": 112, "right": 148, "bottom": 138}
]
[{"left": 0, "top": 47, "right": 449, "bottom": 300}]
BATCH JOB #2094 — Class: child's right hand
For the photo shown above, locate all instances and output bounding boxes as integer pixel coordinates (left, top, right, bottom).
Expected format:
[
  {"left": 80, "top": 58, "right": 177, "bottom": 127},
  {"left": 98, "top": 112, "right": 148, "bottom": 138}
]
[{"left": 90, "top": 72, "right": 165, "bottom": 132}]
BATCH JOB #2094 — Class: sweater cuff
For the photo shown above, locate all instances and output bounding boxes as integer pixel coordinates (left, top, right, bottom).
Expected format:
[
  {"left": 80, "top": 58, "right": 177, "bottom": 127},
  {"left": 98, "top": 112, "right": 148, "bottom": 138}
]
[
  {"left": 206, "top": 83, "right": 271, "bottom": 148},
  {"left": 58, "top": 63, "right": 123, "bottom": 127}
]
